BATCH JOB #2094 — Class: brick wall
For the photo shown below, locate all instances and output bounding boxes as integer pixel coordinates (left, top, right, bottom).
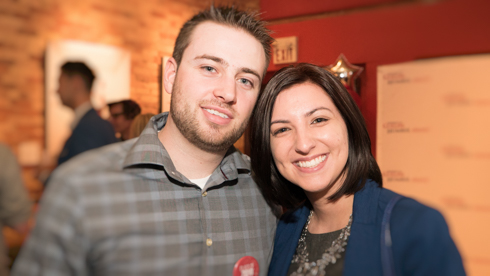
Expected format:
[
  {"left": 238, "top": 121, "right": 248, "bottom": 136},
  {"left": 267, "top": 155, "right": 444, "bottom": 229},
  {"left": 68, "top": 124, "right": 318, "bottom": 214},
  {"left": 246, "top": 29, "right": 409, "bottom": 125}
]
[{"left": 0, "top": 0, "right": 259, "bottom": 156}]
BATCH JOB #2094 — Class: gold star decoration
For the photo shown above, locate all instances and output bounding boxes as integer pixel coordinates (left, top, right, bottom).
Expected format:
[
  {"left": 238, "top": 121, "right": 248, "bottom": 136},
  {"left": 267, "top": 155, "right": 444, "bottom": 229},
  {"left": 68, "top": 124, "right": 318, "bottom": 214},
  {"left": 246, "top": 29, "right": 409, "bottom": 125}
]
[{"left": 326, "top": 53, "right": 363, "bottom": 94}]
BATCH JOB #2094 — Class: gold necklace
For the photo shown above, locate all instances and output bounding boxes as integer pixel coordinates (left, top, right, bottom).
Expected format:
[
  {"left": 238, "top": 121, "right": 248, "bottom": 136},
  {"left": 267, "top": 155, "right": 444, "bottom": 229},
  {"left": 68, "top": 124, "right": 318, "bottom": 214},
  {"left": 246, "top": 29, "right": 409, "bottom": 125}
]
[{"left": 290, "top": 211, "right": 352, "bottom": 276}]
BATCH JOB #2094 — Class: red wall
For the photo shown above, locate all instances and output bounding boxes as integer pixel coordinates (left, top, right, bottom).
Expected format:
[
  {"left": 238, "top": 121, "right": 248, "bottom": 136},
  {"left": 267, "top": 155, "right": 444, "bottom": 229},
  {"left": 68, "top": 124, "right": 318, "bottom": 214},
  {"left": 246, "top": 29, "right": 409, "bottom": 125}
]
[
  {"left": 261, "top": 0, "right": 402, "bottom": 20},
  {"left": 262, "top": 0, "right": 490, "bottom": 155}
]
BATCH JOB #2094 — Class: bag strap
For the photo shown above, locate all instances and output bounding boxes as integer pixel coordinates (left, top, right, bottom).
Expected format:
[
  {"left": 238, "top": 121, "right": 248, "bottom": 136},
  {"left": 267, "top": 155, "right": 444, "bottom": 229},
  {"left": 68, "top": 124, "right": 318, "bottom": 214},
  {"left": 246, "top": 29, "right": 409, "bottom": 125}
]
[{"left": 381, "top": 194, "right": 404, "bottom": 276}]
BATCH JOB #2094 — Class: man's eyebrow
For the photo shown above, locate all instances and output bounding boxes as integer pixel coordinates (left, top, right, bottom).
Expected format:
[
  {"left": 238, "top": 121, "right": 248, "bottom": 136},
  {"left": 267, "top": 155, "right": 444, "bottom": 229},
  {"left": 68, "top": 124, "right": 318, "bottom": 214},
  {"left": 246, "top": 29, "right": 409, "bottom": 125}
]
[
  {"left": 240, "top": 67, "right": 262, "bottom": 82},
  {"left": 194, "top": 54, "right": 229, "bottom": 67},
  {"left": 195, "top": 54, "right": 262, "bottom": 82}
]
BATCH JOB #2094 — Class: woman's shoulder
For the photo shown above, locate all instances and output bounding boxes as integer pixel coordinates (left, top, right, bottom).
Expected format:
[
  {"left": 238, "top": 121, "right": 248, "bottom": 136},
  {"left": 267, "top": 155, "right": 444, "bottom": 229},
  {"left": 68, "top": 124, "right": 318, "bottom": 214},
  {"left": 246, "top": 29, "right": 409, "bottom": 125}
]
[
  {"left": 385, "top": 192, "right": 465, "bottom": 274},
  {"left": 378, "top": 187, "right": 445, "bottom": 226},
  {"left": 279, "top": 205, "right": 310, "bottom": 224},
  {"left": 375, "top": 187, "right": 465, "bottom": 275}
]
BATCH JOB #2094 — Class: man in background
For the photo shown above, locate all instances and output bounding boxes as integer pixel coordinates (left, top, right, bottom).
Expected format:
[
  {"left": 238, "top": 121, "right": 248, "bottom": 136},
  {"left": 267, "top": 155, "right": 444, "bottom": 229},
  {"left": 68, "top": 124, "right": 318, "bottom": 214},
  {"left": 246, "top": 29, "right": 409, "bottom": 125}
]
[
  {"left": 0, "top": 144, "right": 31, "bottom": 276},
  {"left": 107, "top": 99, "right": 141, "bottom": 141},
  {"left": 56, "top": 62, "right": 118, "bottom": 165},
  {"left": 13, "top": 6, "right": 277, "bottom": 275}
]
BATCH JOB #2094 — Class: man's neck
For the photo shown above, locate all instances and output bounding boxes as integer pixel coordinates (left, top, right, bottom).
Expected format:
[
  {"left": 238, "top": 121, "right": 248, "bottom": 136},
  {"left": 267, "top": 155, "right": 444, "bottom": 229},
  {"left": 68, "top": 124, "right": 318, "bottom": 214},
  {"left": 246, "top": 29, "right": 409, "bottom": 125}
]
[
  {"left": 121, "top": 129, "right": 130, "bottom": 141},
  {"left": 158, "top": 118, "right": 227, "bottom": 179},
  {"left": 70, "top": 101, "right": 92, "bottom": 130}
]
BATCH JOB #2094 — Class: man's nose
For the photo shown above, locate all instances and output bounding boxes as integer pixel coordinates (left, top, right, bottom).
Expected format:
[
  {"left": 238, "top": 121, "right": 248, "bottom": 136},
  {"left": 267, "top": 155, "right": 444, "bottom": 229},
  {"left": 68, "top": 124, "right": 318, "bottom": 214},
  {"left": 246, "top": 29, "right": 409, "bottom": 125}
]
[{"left": 213, "top": 78, "right": 237, "bottom": 104}]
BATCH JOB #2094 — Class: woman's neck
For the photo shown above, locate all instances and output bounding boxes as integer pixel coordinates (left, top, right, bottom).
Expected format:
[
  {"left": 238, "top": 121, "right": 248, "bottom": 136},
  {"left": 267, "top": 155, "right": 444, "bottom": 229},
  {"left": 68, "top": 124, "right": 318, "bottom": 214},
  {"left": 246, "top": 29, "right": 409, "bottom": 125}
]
[{"left": 307, "top": 194, "right": 354, "bottom": 234}]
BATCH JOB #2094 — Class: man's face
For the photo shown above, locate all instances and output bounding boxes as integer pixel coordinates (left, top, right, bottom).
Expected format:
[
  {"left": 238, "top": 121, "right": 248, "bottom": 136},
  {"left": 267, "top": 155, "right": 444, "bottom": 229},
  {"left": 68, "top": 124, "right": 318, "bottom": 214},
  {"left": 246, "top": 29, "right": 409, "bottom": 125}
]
[
  {"left": 57, "top": 73, "right": 74, "bottom": 108},
  {"left": 168, "top": 22, "right": 266, "bottom": 152},
  {"left": 109, "top": 103, "right": 132, "bottom": 135}
]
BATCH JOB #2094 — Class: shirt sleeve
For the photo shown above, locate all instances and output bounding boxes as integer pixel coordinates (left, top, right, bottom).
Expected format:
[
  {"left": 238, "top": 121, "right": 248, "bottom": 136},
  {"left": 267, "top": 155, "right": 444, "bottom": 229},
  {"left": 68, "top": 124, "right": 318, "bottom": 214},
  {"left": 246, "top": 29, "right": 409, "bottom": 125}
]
[
  {"left": 11, "top": 171, "right": 89, "bottom": 276},
  {"left": 0, "top": 145, "right": 31, "bottom": 227}
]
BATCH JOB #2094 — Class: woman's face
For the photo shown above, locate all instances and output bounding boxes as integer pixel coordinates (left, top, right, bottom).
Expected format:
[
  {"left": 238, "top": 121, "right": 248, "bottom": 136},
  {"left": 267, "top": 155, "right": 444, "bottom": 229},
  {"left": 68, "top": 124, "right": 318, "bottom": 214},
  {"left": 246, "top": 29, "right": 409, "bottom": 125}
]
[{"left": 270, "top": 82, "right": 349, "bottom": 196}]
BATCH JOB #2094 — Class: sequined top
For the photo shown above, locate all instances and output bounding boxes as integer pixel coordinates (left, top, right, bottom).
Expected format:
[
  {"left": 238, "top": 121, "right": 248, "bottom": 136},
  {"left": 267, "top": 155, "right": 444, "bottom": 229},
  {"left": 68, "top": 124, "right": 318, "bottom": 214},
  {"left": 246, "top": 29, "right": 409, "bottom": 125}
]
[{"left": 287, "top": 229, "right": 347, "bottom": 276}]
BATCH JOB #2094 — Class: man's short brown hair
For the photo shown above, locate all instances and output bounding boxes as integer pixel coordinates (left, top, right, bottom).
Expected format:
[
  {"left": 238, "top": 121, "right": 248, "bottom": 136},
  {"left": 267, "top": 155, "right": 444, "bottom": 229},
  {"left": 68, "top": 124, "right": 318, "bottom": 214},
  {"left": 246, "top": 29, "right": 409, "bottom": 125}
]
[
  {"left": 172, "top": 5, "right": 273, "bottom": 77},
  {"left": 61, "top": 62, "right": 95, "bottom": 92}
]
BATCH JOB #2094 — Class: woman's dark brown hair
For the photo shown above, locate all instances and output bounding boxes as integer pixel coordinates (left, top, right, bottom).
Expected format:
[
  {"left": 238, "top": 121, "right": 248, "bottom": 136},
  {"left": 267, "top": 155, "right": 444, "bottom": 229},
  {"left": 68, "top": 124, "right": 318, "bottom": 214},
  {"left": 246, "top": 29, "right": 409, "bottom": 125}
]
[{"left": 250, "top": 63, "right": 382, "bottom": 210}]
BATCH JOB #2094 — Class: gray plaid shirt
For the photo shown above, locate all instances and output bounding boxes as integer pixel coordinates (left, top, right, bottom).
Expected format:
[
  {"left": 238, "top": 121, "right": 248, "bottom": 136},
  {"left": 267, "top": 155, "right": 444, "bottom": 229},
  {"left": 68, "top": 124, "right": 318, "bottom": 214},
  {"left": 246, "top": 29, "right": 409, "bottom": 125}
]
[{"left": 13, "top": 113, "right": 278, "bottom": 276}]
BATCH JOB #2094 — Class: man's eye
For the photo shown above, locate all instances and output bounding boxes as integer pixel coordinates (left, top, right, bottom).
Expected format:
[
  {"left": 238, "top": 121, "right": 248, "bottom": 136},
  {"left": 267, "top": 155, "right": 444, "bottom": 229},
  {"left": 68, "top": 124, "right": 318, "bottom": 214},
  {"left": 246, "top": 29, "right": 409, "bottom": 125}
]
[
  {"left": 239, "top": 78, "right": 254, "bottom": 87},
  {"left": 202, "top": 66, "right": 216, "bottom": 72}
]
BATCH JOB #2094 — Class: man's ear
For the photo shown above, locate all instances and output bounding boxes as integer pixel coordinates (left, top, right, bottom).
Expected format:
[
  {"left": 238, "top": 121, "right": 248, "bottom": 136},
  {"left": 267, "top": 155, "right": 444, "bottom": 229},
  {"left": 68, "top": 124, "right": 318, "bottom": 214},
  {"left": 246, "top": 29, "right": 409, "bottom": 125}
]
[
  {"left": 163, "top": 57, "right": 178, "bottom": 94},
  {"left": 72, "top": 75, "right": 89, "bottom": 93}
]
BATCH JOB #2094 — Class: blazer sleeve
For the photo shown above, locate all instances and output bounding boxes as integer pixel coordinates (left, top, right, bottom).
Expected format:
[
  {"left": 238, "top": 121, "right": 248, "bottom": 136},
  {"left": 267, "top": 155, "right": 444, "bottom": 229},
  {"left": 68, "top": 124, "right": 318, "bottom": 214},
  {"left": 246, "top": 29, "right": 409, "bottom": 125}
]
[
  {"left": 268, "top": 206, "right": 309, "bottom": 276},
  {"left": 391, "top": 198, "right": 466, "bottom": 276}
]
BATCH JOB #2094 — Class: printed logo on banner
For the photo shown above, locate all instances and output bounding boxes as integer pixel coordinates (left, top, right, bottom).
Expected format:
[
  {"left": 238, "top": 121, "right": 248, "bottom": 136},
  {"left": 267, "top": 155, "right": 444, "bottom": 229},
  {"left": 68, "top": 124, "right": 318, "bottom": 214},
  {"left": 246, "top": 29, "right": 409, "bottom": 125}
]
[
  {"left": 382, "top": 72, "right": 410, "bottom": 84},
  {"left": 382, "top": 121, "right": 410, "bottom": 134}
]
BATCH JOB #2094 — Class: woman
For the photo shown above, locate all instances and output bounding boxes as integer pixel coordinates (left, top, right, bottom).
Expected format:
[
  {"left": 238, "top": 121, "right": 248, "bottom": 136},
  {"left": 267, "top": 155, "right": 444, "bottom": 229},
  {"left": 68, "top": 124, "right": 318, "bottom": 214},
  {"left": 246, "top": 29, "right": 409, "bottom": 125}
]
[
  {"left": 250, "top": 63, "right": 465, "bottom": 276},
  {"left": 129, "top": 113, "right": 155, "bottom": 139}
]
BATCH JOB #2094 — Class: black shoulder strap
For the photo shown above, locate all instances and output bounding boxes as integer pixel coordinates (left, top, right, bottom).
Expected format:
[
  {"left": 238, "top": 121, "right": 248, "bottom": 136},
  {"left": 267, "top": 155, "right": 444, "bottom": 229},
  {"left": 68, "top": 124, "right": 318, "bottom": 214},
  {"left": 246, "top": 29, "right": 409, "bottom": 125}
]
[{"left": 381, "top": 194, "right": 404, "bottom": 276}]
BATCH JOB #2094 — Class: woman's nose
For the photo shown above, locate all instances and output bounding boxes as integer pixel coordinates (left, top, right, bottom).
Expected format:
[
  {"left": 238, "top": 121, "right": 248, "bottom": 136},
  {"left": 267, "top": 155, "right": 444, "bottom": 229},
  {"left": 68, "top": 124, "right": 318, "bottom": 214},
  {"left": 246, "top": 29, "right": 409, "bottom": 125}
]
[{"left": 294, "top": 130, "right": 315, "bottom": 154}]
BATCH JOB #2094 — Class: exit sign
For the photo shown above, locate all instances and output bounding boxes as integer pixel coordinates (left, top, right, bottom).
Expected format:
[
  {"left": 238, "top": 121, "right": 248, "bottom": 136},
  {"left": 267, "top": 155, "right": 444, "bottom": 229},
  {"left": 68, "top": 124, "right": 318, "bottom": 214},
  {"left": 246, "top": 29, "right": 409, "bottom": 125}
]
[{"left": 272, "top": 36, "right": 298, "bottom": 65}]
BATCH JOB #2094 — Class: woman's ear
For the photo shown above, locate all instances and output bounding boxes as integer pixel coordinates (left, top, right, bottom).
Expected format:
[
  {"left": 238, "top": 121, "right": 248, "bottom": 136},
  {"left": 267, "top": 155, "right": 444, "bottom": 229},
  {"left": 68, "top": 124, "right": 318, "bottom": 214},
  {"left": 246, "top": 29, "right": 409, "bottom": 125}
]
[{"left": 163, "top": 57, "right": 178, "bottom": 94}]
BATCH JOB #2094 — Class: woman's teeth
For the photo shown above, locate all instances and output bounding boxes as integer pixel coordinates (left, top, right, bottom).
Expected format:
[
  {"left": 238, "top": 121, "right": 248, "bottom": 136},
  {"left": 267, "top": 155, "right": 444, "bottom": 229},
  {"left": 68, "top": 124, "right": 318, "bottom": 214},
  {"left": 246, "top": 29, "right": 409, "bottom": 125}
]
[{"left": 296, "top": 155, "right": 326, "bottom": 168}]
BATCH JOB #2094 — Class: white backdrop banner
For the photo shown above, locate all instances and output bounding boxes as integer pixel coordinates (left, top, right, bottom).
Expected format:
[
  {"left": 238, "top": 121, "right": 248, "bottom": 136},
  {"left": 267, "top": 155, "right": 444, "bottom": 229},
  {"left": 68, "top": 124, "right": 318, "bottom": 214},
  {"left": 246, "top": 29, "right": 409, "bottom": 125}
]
[{"left": 377, "top": 54, "right": 490, "bottom": 276}]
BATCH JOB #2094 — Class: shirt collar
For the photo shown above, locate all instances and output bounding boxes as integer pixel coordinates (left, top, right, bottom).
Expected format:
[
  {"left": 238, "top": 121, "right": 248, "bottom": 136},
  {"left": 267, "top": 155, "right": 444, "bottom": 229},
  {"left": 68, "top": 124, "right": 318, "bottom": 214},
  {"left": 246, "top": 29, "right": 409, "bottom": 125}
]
[
  {"left": 70, "top": 101, "right": 93, "bottom": 130},
  {"left": 122, "top": 112, "right": 250, "bottom": 179}
]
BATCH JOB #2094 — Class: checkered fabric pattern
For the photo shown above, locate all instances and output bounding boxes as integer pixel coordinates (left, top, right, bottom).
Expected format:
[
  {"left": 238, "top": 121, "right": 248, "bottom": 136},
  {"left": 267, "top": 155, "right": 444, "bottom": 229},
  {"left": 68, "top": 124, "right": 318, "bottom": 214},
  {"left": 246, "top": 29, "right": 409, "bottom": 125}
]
[{"left": 12, "top": 113, "right": 278, "bottom": 276}]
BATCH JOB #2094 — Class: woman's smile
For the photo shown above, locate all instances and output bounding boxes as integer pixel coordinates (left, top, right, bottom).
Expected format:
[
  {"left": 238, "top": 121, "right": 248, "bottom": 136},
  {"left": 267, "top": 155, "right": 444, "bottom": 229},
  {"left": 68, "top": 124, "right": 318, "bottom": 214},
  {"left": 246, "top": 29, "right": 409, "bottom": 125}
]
[{"left": 294, "top": 154, "right": 327, "bottom": 169}]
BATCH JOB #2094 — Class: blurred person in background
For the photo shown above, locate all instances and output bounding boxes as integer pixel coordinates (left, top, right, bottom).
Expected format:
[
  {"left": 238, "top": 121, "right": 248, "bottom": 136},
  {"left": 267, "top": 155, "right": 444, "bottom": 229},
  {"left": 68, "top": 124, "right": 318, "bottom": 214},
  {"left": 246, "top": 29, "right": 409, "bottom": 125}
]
[
  {"left": 108, "top": 99, "right": 141, "bottom": 141},
  {"left": 128, "top": 113, "right": 154, "bottom": 139},
  {"left": 56, "top": 62, "right": 118, "bottom": 166},
  {"left": 0, "top": 144, "right": 32, "bottom": 276}
]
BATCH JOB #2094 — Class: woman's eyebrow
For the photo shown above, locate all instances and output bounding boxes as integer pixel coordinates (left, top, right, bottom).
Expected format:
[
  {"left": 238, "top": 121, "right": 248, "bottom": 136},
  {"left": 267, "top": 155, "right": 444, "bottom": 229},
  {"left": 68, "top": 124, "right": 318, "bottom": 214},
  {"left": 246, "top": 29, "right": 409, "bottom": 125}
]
[
  {"left": 305, "top": 107, "right": 332, "bottom": 117},
  {"left": 270, "top": 119, "right": 289, "bottom": 125}
]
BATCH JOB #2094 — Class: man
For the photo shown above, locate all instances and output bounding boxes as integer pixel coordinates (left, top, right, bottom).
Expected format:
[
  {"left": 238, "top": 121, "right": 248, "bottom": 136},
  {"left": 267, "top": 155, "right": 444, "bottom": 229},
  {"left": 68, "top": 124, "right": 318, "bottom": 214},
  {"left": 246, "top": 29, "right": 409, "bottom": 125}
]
[
  {"left": 107, "top": 100, "right": 141, "bottom": 141},
  {"left": 13, "top": 6, "right": 277, "bottom": 276},
  {"left": 0, "top": 144, "right": 31, "bottom": 276},
  {"left": 56, "top": 62, "right": 118, "bottom": 165}
]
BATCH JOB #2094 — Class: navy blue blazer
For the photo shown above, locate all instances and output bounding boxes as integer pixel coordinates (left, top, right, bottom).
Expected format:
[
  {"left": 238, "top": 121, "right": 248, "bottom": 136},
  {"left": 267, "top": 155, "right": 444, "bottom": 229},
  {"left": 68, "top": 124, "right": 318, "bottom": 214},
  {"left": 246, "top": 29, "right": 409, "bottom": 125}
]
[
  {"left": 57, "top": 108, "right": 118, "bottom": 165},
  {"left": 268, "top": 180, "right": 466, "bottom": 276}
]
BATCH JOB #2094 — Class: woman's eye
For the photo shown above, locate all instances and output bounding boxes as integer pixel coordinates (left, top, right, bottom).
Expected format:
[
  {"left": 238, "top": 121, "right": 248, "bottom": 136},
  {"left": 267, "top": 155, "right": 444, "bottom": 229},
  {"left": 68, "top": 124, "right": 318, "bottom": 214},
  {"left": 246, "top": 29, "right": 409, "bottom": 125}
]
[
  {"left": 272, "top": 127, "right": 288, "bottom": 136},
  {"left": 313, "top": 118, "right": 327, "bottom": 124}
]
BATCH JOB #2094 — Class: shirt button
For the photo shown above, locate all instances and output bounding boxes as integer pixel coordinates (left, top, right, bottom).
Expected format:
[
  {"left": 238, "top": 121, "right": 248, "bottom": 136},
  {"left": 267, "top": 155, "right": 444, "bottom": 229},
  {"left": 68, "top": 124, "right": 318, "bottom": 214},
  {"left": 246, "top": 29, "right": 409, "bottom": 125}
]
[
  {"left": 206, "top": 238, "right": 213, "bottom": 247},
  {"left": 202, "top": 191, "right": 207, "bottom": 197}
]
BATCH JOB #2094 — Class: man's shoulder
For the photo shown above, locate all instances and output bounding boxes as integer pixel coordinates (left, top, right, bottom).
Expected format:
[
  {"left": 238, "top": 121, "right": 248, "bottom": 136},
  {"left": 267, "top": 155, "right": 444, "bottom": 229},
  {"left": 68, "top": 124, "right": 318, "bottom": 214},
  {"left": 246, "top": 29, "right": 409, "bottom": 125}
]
[
  {"left": 0, "top": 143, "right": 15, "bottom": 160},
  {"left": 226, "top": 147, "right": 251, "bottom": 170},
  {"left": 52, "top": 139, "right": 136, "bottom": 181},
  {"left": 77, "top": 109, "right": 114, "bottom": 131}
]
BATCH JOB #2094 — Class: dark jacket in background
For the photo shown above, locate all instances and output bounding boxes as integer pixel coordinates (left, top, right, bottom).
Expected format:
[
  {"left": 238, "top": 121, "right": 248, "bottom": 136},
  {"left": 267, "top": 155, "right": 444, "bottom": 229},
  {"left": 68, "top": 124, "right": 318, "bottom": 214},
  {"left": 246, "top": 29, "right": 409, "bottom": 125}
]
[{"left": 57, "top": 108, "right": 117, "bottom": 165}]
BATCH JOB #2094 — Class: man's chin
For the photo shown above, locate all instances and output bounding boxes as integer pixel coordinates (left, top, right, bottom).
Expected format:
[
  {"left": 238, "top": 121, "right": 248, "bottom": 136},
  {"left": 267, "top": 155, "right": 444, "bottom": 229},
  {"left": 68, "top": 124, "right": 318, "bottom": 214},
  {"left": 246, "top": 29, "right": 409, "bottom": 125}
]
[{"left": 192, "top": 135, "right": 236, "bottom": 153}]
